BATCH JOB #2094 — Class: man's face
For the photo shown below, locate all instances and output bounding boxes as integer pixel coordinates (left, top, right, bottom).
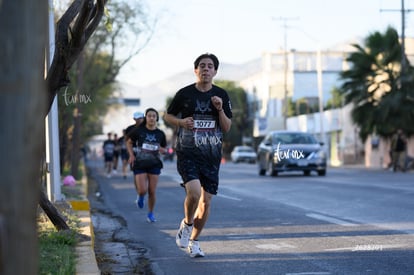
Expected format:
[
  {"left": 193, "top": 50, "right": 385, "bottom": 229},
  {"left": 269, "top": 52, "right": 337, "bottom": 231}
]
[{"left": 195, "top": 58, "right": 217, "bottom": 83}]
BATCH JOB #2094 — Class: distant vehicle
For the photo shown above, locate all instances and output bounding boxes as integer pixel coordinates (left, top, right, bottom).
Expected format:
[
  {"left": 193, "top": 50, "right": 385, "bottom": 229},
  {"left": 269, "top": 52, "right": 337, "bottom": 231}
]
[
  {"left": 230, "top": 146, "right": 257, "bottom": 164},
  {"left": 257, "top": 130, "right": 327, "bottom": 176}
]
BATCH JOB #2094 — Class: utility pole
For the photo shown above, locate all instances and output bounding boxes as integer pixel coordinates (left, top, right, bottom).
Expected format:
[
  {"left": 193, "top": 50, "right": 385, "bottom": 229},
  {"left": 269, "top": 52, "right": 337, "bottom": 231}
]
[
  {"left": 46, "top": 0, "right": 62, "bottom": 201},
  {"left": 380, "top": 0, "right": 413, "bottom": 73},
  {"left": 273, "top": 17, "right": 299, "bottom": 129}
]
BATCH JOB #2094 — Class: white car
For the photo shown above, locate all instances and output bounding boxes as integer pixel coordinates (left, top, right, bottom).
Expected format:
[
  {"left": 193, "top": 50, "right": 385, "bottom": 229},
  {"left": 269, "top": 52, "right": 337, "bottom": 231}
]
[{"left": 230, "top": 146, "right": 257, "bottom": 164}]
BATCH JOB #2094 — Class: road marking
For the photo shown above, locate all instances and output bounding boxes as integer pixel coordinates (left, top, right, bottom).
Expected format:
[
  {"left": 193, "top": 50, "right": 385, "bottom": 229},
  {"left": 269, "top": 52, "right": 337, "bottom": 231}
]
[
  {"left": 286, "top": 273, "right": 331, "bottom": 275},
  {"left": 256, "top": 242, "right": 295, "bottom": 250},
  {"left": 306, "top": 213, "right": 358, "bottom": 227},
  {"left": 325, "top": 243, "right": 405, "bottom": 252},
  {"left": 217, "top": 193, "right": 242, "bottom": 201}
]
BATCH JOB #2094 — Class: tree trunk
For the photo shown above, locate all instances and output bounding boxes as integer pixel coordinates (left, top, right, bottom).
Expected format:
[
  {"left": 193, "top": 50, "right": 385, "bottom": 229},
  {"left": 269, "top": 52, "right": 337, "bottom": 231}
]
[
  {"left": 70, "top": 52, "right": 85, "bottom": 179},
  {"left": 38, "top": 191, "right": 69, "bottom": 231},
  {"left": 0, "top": 1, "right": 48, "bottom": 274}
]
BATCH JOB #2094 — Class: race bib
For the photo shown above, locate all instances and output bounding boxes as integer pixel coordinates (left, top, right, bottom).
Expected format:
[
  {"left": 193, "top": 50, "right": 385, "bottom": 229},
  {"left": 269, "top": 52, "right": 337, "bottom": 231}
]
[
  {"left": 194, "top": 119, "right": 216, "bottom": 130},
  {"left": 142, "top": 143, "right": 158, "bottom": 151}
]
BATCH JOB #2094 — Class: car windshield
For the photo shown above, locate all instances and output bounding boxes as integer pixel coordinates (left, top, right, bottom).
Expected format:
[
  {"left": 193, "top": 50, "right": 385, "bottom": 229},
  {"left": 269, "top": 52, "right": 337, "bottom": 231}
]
[{"left": 272, "top": 133, "right": 317, "bottom": 145}]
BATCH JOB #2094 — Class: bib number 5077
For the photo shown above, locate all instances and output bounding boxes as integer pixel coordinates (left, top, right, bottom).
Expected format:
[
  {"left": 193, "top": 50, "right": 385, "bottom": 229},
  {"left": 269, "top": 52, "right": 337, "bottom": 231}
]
[{"left": 194, "top": 120, "right": 215, "bottom": 129}]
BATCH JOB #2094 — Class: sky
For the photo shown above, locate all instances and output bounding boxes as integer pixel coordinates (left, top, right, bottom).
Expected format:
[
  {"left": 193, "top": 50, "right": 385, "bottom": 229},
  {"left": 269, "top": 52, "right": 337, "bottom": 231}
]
[{"left": 116, "top": 0, "right": 414, "bottom": 87}]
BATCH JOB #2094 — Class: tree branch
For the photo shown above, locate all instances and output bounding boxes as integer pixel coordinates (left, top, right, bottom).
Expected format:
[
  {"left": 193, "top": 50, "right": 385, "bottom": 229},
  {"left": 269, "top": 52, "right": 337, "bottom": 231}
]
[{"left": 45, "top": 0, "right": 106, "bottom": 117}]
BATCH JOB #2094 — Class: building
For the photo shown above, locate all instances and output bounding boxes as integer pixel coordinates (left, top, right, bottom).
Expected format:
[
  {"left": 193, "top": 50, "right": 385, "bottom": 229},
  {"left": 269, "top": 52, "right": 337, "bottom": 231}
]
[{"left": 108, "top": 37, "right": 414, "bottom": 167}]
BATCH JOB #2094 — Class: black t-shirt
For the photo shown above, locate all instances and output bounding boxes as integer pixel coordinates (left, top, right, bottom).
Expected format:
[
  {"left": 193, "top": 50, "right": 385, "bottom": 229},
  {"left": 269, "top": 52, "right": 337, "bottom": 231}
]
[
  {"left": 166, "top": 83, "right": 232, "bottom": 161},
  {"left": 102, "top": 139, "right": 115, "bottom": 156},
  {"left": 125, "top": 123, "right": 140, "bottom": 148},
  {"left": 117, "top": 136, "right": 127, "bottom": 153},
  {"left": 127, "top": 125, "right": 167, "bottom": 161}
]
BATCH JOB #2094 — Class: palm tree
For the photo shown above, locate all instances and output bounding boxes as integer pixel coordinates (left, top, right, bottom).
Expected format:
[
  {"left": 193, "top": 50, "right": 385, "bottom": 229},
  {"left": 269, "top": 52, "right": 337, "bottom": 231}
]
[{"left": 339, "top": 26, "right": 414, "bottom": 141}]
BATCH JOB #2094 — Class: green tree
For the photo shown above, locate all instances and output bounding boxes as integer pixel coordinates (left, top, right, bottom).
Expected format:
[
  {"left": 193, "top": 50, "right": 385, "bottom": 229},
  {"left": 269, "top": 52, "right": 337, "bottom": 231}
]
[
  {"left": 325, "top": 87, "right": 345, "bottom": 110},
  {"left": 339, "top": 26, "right": 414, "bottom": 141},
  {"left": 287, "top": 97, "right": 296, "bottom": 116},
  {"left": 60, "top": 0, "right": 153, "bottom": 178},
  {"left": 215, "top": 80, "right": 252, "bottom": 155},
  {"left": 59, "top": 52, "right": 114, "bottom": 177},
  {"left": 47, "top": 0, "right": 107, "bottom": 116}
]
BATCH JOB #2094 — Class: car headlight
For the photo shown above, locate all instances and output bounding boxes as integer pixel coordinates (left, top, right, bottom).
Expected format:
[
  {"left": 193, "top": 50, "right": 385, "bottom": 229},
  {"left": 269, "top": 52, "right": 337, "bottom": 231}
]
[
  {"left": 272, "top": 150, "right": 290, "bottom": 163},
  {"left": 308, "top": 150, "right": 326, "bottom": 160}
]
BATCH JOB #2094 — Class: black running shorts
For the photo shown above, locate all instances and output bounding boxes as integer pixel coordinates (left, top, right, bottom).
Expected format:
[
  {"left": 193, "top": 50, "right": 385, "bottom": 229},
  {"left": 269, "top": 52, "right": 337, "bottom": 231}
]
[{"left": 176, "top": 150, "right": 219, "bottom": 195}]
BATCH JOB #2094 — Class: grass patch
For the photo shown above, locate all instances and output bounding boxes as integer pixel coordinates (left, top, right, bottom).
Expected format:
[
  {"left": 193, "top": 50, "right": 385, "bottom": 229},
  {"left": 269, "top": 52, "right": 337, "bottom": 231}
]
[
  {"left": 38, "top": 204, "right": 80, "bottom": 275},
  {"left": 62, "top": 183, "right": 84, "bottom": 200}
]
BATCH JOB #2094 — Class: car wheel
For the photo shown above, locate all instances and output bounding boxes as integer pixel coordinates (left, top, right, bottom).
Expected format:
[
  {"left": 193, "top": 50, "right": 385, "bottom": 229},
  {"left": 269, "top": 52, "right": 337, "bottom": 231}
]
[
  {"left": 303, "top": 170, "right": 311, "bottom": 176},
  {"left": 317, "top": 169, "right": 326, "bottom": 176},
  {"left": 258, "top": 156, "right": 266, "bottom": 176}
]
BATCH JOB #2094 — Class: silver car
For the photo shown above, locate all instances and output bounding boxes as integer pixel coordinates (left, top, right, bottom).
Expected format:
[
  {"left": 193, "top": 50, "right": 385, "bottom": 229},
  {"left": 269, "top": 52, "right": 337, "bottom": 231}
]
[
  {"left": 257, "top": 130, "right": 327, "bottom": 176},
  {"left": 231, "top": 146, "right": 257, "bottom": 164}
]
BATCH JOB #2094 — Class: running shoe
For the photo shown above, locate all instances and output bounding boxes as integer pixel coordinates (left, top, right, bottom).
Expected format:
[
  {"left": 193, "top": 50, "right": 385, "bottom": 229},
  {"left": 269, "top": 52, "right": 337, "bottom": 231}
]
[
  {"left": 176, "top": 219, "right": 192, "bottom": 248},
  {"left": 147, "top": 212, "right": 156, "bottom": 223},
  {"left": 188, "top": 240, "right": 205, "bottom": 258},
  {"left": 135, "top": 196, "right": 144, "bottom": 209}
]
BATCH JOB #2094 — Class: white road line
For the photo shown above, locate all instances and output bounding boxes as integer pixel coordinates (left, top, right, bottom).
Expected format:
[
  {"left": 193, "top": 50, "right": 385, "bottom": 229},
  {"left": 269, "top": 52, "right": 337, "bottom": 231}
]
[
  {"left": 306, "top": 213, "right": 358, "bottom": 227},
  {"left": 286, "top": 272, "right": 331, "bottom": 275},
  {"left": 217, "top": 193, "right": 242, "bottom": 201}
]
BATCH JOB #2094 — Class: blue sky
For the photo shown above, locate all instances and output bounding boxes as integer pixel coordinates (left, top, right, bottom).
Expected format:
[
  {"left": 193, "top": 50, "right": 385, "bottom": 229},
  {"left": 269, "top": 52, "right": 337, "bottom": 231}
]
[{"left": 117, "top": 0, "right": 414, "bottom": 87}]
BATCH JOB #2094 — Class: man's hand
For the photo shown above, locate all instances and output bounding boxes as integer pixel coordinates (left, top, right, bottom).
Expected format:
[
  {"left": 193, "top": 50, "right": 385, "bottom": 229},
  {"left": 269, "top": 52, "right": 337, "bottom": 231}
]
[{"left": 211, "top": 96, "right": 223, "bottom": 111}]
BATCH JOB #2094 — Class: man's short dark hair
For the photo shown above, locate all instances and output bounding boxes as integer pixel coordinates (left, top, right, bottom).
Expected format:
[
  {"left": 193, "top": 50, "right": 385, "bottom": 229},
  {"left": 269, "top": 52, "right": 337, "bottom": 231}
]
[{"left": 194, "top": 53, "right": 219, "bottom": 70}]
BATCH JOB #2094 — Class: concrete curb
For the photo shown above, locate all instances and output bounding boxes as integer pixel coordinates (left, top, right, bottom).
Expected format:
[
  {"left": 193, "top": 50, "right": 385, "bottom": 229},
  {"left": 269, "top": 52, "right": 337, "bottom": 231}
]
[
  {"left": 68, "top": 163, "right": 100, "bottom": 275},
  {"left": 74, "top": 209, "right": 100, "bottom": 275}
]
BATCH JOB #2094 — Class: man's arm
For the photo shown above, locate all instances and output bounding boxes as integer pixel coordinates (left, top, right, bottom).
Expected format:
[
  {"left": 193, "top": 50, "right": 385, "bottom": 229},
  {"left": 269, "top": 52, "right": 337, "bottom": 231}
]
[
  {"left": 164, "top": 113, "right": 181, "bottom": 128},
  {"left": 164, "top": 113, "right": 195, "bottom": 130},
  {"left": 126, "top": 138, "right": 135, "bottom": 165},
  {"left": 211, "top": 95, "right": 231, "bottom": 133},
  {"left": 217, "top": 109, "right": 231, "bottom": 133}
]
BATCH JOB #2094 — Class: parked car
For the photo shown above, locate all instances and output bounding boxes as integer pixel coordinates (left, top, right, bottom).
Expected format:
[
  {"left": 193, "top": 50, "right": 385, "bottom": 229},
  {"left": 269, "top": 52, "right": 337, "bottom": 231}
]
[
  {"left": 257, "top": 130, "right": 327, "bottom": 176},
  {"left": 231, "top": 146, "right": 257, "bottom": 163}
]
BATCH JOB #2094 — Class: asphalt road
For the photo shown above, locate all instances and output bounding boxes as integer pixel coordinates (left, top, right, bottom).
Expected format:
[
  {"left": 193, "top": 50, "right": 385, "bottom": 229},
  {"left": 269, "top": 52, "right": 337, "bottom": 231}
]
[{"left": 87, "top": 158, "right": 414, "bottom": 275}]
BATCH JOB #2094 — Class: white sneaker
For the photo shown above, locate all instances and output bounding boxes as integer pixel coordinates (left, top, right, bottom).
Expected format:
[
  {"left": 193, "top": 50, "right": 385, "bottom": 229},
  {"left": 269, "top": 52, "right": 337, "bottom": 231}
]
[
  {"left": 176, "top": 219, "right": 192, "bottom": 248},
  {"left": 188, "top": 240, "right": 205, "bottom": 258}
]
